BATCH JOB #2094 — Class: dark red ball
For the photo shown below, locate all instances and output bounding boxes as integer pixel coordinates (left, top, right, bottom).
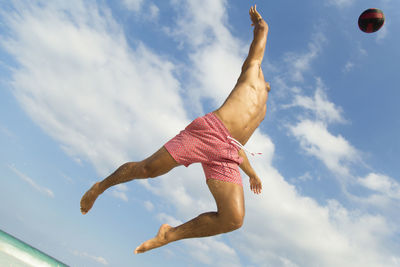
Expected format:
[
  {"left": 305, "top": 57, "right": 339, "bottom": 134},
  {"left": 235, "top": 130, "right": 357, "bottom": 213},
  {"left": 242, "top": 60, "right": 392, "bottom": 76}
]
[{"left": 358, "top": 8, "right": 385, "bottom": 33}]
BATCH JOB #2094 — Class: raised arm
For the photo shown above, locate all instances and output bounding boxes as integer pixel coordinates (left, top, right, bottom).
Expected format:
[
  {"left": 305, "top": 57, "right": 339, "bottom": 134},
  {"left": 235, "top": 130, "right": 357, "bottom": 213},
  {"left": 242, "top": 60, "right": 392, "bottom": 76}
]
[{"left": 242, "top": 5, "right": 269, "bottom": 72}]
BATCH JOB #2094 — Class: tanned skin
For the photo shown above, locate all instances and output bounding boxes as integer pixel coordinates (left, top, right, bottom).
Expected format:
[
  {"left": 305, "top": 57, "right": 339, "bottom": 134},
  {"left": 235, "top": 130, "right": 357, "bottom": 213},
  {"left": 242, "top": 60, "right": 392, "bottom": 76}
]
[{"left": 80, "top": 5, "right": 269, "bottom": 255}]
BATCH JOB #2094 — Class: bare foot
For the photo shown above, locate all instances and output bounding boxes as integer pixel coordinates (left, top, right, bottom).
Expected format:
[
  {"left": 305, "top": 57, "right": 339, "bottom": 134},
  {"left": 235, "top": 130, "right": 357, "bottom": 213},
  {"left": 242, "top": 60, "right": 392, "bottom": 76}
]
[
  {"left": 80, "top": 182, "right": 102, "bottom": 214},
  {"left": 134, "top": 224, "right": 173, "bottom": 254}
]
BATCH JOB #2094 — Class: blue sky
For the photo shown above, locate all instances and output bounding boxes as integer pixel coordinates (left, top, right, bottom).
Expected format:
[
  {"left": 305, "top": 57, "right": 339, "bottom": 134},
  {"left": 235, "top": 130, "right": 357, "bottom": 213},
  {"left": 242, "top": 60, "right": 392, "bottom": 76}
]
[{"left": 1, "top": 0, "right": 399, "bottom": 266}]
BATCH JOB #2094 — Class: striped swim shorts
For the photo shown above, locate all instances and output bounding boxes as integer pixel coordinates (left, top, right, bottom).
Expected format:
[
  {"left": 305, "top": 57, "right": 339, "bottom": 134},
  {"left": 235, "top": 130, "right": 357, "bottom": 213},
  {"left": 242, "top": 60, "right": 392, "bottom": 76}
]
[{"left": 164, "top": 112, "right": 244, "bottom": 186}]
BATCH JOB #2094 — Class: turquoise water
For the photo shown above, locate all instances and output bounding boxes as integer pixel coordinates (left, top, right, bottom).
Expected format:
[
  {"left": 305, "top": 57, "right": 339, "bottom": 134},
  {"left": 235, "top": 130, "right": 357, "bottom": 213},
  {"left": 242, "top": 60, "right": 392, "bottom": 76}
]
[{"left": 0, "top": 229, "right": 68, "bottom": 267}]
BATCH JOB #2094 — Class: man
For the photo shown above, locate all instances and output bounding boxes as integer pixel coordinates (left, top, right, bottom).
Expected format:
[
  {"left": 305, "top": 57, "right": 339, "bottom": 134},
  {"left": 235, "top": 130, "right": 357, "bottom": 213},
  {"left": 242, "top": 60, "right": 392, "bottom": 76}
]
[{"left": 80, "top": 5, "right": 270, "bottom": 254}]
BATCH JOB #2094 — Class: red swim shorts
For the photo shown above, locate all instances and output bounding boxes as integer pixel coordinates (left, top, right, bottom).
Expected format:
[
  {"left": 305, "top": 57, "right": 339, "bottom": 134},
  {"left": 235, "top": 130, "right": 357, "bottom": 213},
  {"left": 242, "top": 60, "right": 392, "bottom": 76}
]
[{"left": 164, "top": 112, "right": 244, "bottom": 186}]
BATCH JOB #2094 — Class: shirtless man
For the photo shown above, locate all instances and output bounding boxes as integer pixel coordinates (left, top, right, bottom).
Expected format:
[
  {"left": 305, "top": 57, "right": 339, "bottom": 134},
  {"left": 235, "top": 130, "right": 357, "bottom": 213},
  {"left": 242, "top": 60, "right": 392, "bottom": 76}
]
[{"left": 80, "top": 5, "right": 270, "bottom": 254}]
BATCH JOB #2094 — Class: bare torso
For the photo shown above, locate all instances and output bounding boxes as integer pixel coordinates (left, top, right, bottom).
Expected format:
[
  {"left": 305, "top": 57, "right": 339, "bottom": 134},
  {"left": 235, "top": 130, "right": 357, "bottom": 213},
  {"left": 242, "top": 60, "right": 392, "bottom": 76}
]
[{"left": 213, "top": 67, "right": 270, "bottom": 145}]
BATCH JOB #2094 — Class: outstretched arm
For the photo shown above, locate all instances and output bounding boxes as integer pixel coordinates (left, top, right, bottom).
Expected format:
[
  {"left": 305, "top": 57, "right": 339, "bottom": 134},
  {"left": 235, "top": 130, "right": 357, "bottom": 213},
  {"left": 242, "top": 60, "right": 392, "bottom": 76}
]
[{"left": 242, "top": 5, "right": 269, "bottom": 72}]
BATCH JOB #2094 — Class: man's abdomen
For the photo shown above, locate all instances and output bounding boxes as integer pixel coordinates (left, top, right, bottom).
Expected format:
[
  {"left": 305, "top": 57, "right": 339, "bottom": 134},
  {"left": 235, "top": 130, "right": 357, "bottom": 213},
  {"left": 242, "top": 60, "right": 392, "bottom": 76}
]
[
  {"left": 213, "top": 104, "right": 266, "bottom": 145},
  {"left": 214, "top": 82, "right": 268, "bottom": 144}
]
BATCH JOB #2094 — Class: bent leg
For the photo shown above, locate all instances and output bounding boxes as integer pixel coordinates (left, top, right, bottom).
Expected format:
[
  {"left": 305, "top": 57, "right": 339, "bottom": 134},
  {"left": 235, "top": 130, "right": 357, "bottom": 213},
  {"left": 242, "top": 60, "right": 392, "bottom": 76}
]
[
  {"left": 80, "top": 146, "right": 180, "bottom": 214},
  {"left": 135, "top": 179, "right": 244, "bottom": 254}
]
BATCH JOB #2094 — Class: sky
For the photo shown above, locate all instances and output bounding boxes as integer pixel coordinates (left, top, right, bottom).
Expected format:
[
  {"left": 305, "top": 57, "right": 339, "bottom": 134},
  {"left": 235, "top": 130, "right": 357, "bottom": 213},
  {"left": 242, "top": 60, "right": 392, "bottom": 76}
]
[{"left": 0, "top": 0, "right": 399, "bottom": 266}]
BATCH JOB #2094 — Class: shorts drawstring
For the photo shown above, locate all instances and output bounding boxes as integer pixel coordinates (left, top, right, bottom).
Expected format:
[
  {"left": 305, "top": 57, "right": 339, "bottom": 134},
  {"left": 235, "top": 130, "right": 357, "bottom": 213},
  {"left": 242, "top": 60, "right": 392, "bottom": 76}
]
[{"left": 227, "top": 136, "right": 262, "bottom": 156}]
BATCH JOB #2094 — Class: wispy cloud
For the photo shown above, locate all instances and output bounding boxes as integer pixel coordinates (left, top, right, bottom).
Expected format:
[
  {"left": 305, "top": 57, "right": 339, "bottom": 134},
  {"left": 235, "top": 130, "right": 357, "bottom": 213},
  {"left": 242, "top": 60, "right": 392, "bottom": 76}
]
[
  {"left": 8, "top": 164, "right": 54, "bottom": 198},
  {"left": 326, "top": 0, "right": 356, "bottom": 8},
  {"left": 0, "top": 124, "right": 16, "bottom": 138},
  {"left": 285, "top": 78, "right": 346, "bottom": 124},
  {"left": 183, "top": 237, "right": 241, "bottom": 267},
  {"left": 156, "top": 213, "right": 183, "bottom": 226},
  {"left": 121, "top": 0, "right": 159, "bottom": 20},
  {"left": 109, "top": 184, "right": 129, "bottom": 202},
  {"left": 60, "top": 173, "right": 74, "bottom": 185},
  {"left": 73, "top": 250, "right": 108, "bottom": 265},
  {"left": 283, "top": 33, "right": 326, "bottom": 82},
  {"left": 143, "top": 200, "right": 154, "bottom": 211},
  {"left": 343, "top": 61, "right": 354, "bottom": 73},
  {"left": 283, "top": 76, "right": 357, "bottom": 176},
  {"left": 121, "top": 0, "right": 143, "bottom": 12},
  {"left": 358, "top": 173, "right": 400, "bottom": 200}
]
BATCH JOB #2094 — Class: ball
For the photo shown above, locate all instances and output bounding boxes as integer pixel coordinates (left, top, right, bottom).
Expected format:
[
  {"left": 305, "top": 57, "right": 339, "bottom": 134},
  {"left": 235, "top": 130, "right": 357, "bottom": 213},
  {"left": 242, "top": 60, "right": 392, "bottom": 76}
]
[{"left": 358, "top": 8, "right": 385, "bottom": 33}]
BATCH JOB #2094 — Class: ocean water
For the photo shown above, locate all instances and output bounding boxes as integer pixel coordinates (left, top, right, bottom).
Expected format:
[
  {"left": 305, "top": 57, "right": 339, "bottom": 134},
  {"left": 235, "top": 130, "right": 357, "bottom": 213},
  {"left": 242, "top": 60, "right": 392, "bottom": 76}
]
[{"left": 0, "top": 229, "right": 68, "bottom": 267}]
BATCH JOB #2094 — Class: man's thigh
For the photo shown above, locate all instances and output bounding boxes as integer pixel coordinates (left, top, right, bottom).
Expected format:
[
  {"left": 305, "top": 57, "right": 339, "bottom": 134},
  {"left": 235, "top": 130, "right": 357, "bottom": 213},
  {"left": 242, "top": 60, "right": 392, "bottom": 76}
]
[
  {"left": 206, "top": 179, "right": 245, "bottom": 218},
  {"left": 142, "top": 146, "right": 181, "bottom": 177}
]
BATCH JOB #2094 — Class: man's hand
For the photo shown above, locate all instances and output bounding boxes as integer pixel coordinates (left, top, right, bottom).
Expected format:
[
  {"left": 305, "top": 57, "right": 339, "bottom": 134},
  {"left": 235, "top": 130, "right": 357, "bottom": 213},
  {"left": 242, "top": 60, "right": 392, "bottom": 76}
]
[
  {"left": 249, "top": 5, "right": 263, "bottom": 26},
  {"left": 249, "top": 175, "right": 262, "bottom": 195}
]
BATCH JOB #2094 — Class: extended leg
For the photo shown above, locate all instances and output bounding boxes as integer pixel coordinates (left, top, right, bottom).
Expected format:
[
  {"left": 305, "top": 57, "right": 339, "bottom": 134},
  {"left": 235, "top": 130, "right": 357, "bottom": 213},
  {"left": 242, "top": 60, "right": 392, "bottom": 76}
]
[
  {"left": 134, "top": 179, "right": 245, "bottom": 254},
  {"left": 80, "top": 146, "right": 180, "bottom": 214}
]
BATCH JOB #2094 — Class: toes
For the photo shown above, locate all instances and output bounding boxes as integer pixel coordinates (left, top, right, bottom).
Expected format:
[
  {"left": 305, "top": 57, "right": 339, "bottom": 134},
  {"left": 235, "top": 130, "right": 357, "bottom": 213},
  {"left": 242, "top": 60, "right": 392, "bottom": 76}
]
[{"left": 134, "top": 244, "right": 145, "bottom": 254}]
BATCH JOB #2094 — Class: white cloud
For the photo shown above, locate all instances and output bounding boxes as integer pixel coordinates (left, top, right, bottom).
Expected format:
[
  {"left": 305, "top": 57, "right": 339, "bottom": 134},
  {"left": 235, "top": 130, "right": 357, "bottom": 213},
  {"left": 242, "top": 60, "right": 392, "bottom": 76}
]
[
  {"left": 8, "top": 165, "right": 54, "bottom": 198},
  {"left": 2, "top": 0, "right": 188, "bottom": 176},
  {"left": 121, "top": 0, "right": 143, "bottom": 12},
  {"left": 283, "top": 77, "right": 358, "bottom": 177},
  {"left": 73, "top": 250, "right": 108, "bottom": 265},
  {"left": 121, "top": 0, "right": 159, "bottom": 20},
  {"left": 297, "top": 172, "right": 313, "bottom": 182},
  {"left": 149, "top": 3, "right": 160, "bottom": 20},
  {"left": 167, "top": 0, "right": 247, "bottom": 114},
  {"left": 139, "top": 165, "right": 216, "bottom": 218},
  {"left": 287, "top": 78, "right": 346, "bottom": 124},
  {"left": 169, "top": 0, "right": 231, "bottom": 47},
  {"left": 231, "top": 156, "right": 396, "bottom": 267},
  {"left": 290, "top": 120, "right": 358, "bottom": 175},
  {"left": 358, "top": 173, "right": 400, "bottom": 199},
  {"left": 183, "top": 237, "right": 241, "bottom": 267}
]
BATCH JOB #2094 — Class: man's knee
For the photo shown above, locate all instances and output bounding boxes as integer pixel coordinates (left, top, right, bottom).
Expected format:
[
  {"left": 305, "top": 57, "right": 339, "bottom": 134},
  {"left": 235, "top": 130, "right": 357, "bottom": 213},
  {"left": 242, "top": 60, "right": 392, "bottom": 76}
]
[
  {"left": 220, "top": 209, "right": 245, "bottom": 232},
  {"left": 230, "top": 211, "right": 245, "bottom": 230},
  {"left": 142, "top": 161, "right": 157, "bottom": 178}
]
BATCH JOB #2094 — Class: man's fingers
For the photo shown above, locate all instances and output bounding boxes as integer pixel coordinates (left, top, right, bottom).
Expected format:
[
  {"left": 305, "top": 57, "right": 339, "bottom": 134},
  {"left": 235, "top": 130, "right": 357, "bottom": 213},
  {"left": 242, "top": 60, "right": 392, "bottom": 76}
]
[
  {"left": 250, "top": 5, "right": 262, "bottom": 27},
  {"left": 250, "top": 5, "right": 255, "bottom": 15},
  {"left": 256, "top": 183, "right": 262, "bottom": 194},
  {"left": 251, "top": 184, "right": 261, "bottom": 194},
  {"left": 250, "top": 178, "right": 262, "bottom": 194}
]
